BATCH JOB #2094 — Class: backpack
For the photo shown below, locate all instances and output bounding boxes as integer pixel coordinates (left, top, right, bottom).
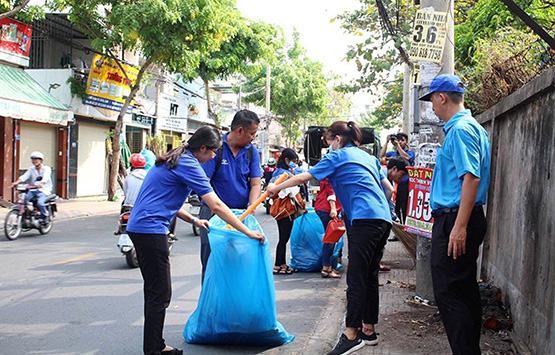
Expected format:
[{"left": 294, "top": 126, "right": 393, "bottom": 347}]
[{"left": 211, "top": 145, "right": 254, "bottom": 182}]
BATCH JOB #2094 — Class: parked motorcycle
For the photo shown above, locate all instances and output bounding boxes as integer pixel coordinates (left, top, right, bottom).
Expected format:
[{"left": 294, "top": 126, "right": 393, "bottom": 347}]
[
  {"left": 3, "top": 184, "right": 57, "bottom": 240},
  {"left": 114, "top": 205, "right": 176, "bottom": 268}
]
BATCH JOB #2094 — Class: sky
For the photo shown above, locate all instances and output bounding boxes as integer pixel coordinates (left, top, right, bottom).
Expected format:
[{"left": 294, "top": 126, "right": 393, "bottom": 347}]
[{"left": 236, "top": 0, "right": 378, "bottom": 118}]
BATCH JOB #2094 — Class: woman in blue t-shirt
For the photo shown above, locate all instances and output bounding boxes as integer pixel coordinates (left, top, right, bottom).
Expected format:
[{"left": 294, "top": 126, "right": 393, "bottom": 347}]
[
  {"left": 268, "top": 121, "right": 392, "bottom": 355},
  {"left": 127, "top": 126, "right": 263, "bottom": 355}
]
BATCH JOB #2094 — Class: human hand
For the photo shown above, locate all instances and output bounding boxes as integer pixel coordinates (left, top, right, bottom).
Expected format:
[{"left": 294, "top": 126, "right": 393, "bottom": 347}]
[
  {"left": 193, "top": 218, "right": 210, "bottom": 230},
  {"left": 329, "top": 209, "right": 337, "bottom": 218},
  {"left": 266, "top": 183, "right": 278, "bottom": 196},
  {"left": 448, "top": 224, "right": 467, "bottom": 260},
  {"left": 246, "top": 230, "right": 265, "bottom": 243}
]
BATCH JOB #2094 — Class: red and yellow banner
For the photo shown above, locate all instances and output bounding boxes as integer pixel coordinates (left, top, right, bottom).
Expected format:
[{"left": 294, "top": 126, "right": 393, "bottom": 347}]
[
  {"left": 404, "top": 167, "right": 434, "bottom": 238},
  {"left": 0, "top": 18, "right": 32, "bottom": 66}
]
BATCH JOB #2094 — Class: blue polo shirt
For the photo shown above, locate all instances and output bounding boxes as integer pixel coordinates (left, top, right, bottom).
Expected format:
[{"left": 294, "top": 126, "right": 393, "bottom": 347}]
[
  {"left": 430, "top": 109, "right": 491, "bottom": 210},
  {"left": 202, "top": 133, "right": 263, "bottom": 209},
  {"left": 127, "top": 152, "right": 213, "bottom": 235},
  {"left": 309, "top": 145, "right": 391, "bottom": 225},
  {"left": 386, "top": 149, "right": 416, "bottom": 165}
]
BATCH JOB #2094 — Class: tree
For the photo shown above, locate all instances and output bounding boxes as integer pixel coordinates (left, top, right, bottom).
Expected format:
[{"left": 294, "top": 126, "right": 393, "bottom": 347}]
[
  {"left": 242, "top": 31, "right": 330, "bottom": 147},
  {"left": 0, "top": 0, "right": 44, "bottom": 21},
  {"left": 53, "top": 0, "right": 238, "bottom": 200},
  {"left": 187, "top": 18, "right": 282, "bottom": 126},
  {"left": 359, "top": 74, "right": 403, "bottom": 131}
]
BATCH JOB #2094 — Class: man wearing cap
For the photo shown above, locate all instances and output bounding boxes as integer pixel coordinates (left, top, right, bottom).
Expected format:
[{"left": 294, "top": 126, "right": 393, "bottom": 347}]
[{"left": 420, "top": 74, "right": 491, "bottom": 355}]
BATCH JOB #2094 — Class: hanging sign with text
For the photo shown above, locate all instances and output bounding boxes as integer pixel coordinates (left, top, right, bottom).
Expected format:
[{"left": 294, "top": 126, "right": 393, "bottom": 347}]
[
  {"left": 409, "top": 10, "right": 448, "bottom": 63},
  {"left": 0, "top": 18, "right": 32, "bottom": 66},
  {"left": 404, "top": 167, "right": 434, "bottom": 238}
]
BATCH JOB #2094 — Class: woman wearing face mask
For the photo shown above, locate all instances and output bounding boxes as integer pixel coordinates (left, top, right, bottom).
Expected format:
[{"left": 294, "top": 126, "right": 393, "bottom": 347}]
[
  {"left": 268, "top": 121, "right": 393, "bottom": 355},
  {"left": 127, "top": 126, "right": 264, "bottom": 355},
  {"left": 270, "top": 148, "right": 301, "bottom": 275}
]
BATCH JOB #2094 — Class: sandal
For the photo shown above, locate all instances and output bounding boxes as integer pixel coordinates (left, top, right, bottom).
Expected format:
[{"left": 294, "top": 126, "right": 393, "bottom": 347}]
[
  {"left": 273, "top": 265, "right": 294, "bottom": 275},
  {"left": 321, "top": 269, "right": 341, "bottom": 279}
]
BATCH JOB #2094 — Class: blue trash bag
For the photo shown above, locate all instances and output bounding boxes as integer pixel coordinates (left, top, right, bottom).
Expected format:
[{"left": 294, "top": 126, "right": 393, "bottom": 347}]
[
  {"left": 331, "top": 236, "right": 345, "bottom": 270},
  {"left": 289, "top": 208, "right": 325, "bottom": 272},
  {"left": 183, "top": 211, "right": 294, "bottom": 347}
]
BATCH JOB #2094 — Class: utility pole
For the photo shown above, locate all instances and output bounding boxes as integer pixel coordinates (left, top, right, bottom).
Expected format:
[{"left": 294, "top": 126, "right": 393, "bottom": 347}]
[
  {"left": 413, "top": 0, "right": 455, "bottom": 303},
  {"left": 259, "top": 64, "right": 271, "bottom": 164}
]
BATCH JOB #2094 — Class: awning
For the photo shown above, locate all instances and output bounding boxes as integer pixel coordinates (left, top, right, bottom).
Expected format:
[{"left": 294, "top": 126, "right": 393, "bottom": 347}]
[{"left": 0, "top": 64, "right": 73, "bottom": 125}]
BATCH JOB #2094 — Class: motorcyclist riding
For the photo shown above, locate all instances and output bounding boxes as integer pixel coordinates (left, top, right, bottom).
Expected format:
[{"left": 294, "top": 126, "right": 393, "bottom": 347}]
[{"left": 11, "top": 151, "right": 52, "bottom": 225}]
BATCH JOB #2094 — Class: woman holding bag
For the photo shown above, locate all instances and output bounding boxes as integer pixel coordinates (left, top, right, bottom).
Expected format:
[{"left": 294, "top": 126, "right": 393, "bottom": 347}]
[
  {"left": 314, "top": 178, "right": 342, "bottom": 278},
  {"left": 269, "top": 148, "right": 305, "bottom": 275},
  {"left": 268, "top": 121, "right": 392, "bottom": 355}
]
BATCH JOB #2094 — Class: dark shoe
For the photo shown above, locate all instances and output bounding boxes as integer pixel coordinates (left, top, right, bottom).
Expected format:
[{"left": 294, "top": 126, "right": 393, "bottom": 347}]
[
  {"left": 327, "top": 333, "right": 364, "bottom": 355},
  {"left": 161, "top": 348, "right": 183, "bottom": 355},
  {"left": 359, "top": 330, "right": 378, "bottom": 346}
]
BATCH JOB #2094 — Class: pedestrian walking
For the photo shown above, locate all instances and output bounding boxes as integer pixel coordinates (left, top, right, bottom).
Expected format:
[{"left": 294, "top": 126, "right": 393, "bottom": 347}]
[
  {"left": 268, "top": 121, "right": 393, "bottom": 355},
  {"left": 199, "top": 109, "right": 263, "bottom": 281},
  {"left": 126, "top": 126, "right": 263, "bottom": 355},
  {"left": 420, "top": 74, "right": 491, "bottom": 355},
  {"left": 270, "top": 148, "right": 304, "bottom": 275},
  {"left": 314, "top": 178, "right": 342, "bottom": 278}
]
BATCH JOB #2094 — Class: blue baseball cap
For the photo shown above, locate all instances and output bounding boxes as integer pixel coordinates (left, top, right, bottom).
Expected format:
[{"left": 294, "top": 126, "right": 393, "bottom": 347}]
[{"left": 419, "top": 74, "right": 465, "bottom": 101}]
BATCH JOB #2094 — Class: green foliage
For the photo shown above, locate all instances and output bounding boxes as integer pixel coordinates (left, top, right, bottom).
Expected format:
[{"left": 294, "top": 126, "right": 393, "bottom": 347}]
[
  {"left": 242, "top": 31, "right": 331, "bottom": 146},
  {"left": 0, "top": 0, "right": 44, "bottom": 22},
  {"left": 66, "top": 75, "right": 87, "bottom": 99},
  {"left": 359, "top": 74, "right": 403, "bottom": 131}
]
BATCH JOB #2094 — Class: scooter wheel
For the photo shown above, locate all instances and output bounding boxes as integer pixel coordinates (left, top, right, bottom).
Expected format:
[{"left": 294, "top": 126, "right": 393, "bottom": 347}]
[{"left": 126, "top": 249, "right": 139, "bottom": 268}]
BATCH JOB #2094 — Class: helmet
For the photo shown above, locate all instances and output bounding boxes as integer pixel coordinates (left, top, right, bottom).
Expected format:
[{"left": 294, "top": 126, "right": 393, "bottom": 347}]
[
  {"left": 30, "top": 151, "right": 44, "bottom": 160},
  {"left": 267, "top": 158, "right": 276, "bottom": 166},
  {"left": 130, "top": 153, "right": 146, "bottom": 168}
]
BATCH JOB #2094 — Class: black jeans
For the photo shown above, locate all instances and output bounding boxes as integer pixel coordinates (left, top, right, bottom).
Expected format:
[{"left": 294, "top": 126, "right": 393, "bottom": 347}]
[
  {"left": 431, "top": 206, "right": 487, "bottom": 355},
  {"left": 395, "top": 180, "right": 409, "bottom": 223},
  {"left": 345, "top": 219, "right": 391, "bottom": 328},
  {"left": 129, "top": 232, "right": 172, "bottom": 355},
  {"left": 275, "top": 217, "right": 295, "bottom": 266},
  {"left": 198, "top": 204, "right": 215, "bottom": 283}
]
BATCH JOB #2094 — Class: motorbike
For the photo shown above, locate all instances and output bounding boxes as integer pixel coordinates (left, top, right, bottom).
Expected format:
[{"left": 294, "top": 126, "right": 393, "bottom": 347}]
[
  {"left": 187, "top": 194, "right": 201, "bottom": 236},
  {"left": 114, "top": 205, "right": 176, "bottom": 268},
  {"left": 4, "top": 184, "right": 57, "bottom": 240}
]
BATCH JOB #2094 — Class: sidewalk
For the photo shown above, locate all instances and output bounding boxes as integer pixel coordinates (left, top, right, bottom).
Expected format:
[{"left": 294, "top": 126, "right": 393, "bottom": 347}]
[{"left": 0, "top": 196, "right": 120, "bottom": 224}]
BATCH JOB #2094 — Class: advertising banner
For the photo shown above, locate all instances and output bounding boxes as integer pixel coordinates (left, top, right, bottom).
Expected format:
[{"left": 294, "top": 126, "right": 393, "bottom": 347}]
[
  {"left": 85, "top": 54, "right": 139, "bottom": 112},
  {"left": 404, "top": 167, "right": 434, "bottom": 238},
  {"left": 409, "top": 10, "right": 448, "bottom": 63},
  {"left": 0, "top": 18, "right": 32, "bottom": 67}
]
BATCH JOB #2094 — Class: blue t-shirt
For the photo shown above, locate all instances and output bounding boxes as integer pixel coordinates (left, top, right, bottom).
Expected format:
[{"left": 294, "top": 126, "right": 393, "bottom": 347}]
[
  {"left": 430, "top": 109, "right": 491, "bottom": 210},
  {"left": 309, "top": 145, "right": 392, "bottom": 225},
  {"left": 202, "top": 133, "right": 263, "bottom": 209},
  {"left": 127, "top": 152, "right": 213, "bottom": 234},
  {"left": 386, "top": 149, "right": 415, "bottom": 165}
]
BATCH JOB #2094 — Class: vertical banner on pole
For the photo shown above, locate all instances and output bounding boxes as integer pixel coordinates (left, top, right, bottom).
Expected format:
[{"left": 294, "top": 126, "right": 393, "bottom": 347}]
[{"left": 404, "top": 167, "right": 434, "bottom": 238}]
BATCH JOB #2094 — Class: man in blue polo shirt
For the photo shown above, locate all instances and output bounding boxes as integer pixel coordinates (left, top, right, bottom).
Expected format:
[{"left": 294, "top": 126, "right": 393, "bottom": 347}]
[
  {"left": 199, "top": 110, "right": 263, "bottom": 280},
  {"left": 420, "top": 74, "right": 490, "bottom": 355}
]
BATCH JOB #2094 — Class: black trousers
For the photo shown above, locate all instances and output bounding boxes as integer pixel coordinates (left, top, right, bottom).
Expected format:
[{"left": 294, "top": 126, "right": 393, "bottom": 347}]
[
  {"left": 431, "top": 207, "right": 487, "bottom": 355},
  {"left": 275, "top": 217, "right": 295, "bottom": 266},
  {"left": 198, "top": 204, "right": 215, "bottom": 283},
  {"left": 129, "top": 232, "right": 172, "bottom": 355},
  {"left": 395, "top": 180, "right": 409, "bottom": 223},
  {"left": 345, "top": 219, "right": 391, "bottom": 328}
]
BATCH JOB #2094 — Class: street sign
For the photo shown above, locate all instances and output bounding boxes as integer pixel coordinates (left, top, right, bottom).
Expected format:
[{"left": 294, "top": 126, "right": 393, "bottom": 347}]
[
  {"left": 404, "top": 167, "right": 434, "bottom": 238},
  {"left": 409, "top": 10, "right": 448, "bottom": 63},
  {"left": 412, "top": 64, "right": 421, "bottom": 86}
]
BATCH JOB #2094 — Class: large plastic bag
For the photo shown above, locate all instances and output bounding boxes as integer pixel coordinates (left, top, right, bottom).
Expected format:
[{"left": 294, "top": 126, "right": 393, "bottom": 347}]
[
  {"left": 183, "top": 211, "right": 294, "bottom": 347},
  {"left": 289, "top": 208, "right": 325, "bottom": 272}
]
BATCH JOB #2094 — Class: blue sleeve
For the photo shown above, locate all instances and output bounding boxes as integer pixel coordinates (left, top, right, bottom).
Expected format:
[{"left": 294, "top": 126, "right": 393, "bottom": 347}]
[
  {"left": 178, "top": 156, "right": 214, "bottom": 196},
  {"left": 201, "top": 157, "right": 216, "bottom": 178},
  {"left": 451, "top": 128, "right": 481, "bottom": 179},
  {"left": 407, "top": 150, "right": 416, "bottom": 165},
  {"left": 385, "top": 151, "right": 396, "bottom": 158},
  {"left": 376, "top": 158, "right": 386, "bottom": 180},
  {"left": 308, "top": 152, "right": 338, "bottom": 181},
  {"left": 249, "top": 146, "right": 263, "bottom": 178}
]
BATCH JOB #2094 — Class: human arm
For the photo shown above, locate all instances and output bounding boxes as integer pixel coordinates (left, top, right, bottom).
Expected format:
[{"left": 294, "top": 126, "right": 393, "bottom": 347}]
[
  {"left": 176, "top": 208, "right": 210, "bottom": 230},
  {"left": 379, "top": 139, "right": 389, "bottom": 159},
  {"left": 381, "top": 177, "right": 394, "bottom": 201},
  {"left": 200, "top": 191, "right": 264, "bottom": 242},
  {"left": 448, "top": 173, "right": 480, "bottom": 259},
  {"left": 394, "top": 142, "right": 411, "bottom": 162},
  {"left": 11, "top": 169, "right": 30, "bottom": 187},
  {"left": 328, "top": 198, "right": 338, "bottom": 218},
  {"left": 248, "top": 177, "right": 262, "bottom": 207},
  {"left": 267, "top": 172, "right": 313, "bottom": 196}
]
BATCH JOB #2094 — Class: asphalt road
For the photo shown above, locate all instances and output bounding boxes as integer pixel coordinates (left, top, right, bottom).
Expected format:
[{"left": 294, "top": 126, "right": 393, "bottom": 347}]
[{"left": 0, "top": 208, "right": 344, "bottom": 355}]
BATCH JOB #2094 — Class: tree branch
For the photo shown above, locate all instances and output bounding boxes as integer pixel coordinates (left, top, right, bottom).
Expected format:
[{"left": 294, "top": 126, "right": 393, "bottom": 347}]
[
  {"left": 0, "top": 0, "right": 32, "bottom": 20},
  {"left": 375, "top": 0, "right": 413, "bottom": 68}
]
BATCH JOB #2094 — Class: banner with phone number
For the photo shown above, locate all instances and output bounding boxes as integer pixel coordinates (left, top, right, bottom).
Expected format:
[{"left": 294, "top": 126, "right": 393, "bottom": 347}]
[{"left": 404, "top": 167, "right": 434, "bottom": 238}]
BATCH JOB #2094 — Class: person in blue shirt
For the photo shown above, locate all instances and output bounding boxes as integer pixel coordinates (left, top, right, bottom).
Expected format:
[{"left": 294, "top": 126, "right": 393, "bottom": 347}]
[
  {"left": 379, "top": 132, "right": 415, "bottom": 165},
  {"left": 419, "top": 74, "right": 490, "bottom": 355},
  {"left": 127, "top": 126, "right": 263, "bottom": 355},
  {"left": 199, "top": 109, "right": 263, "bottom": 281},
  {"left": 268, "top": 121, "right": 393, "bottom": 355}
]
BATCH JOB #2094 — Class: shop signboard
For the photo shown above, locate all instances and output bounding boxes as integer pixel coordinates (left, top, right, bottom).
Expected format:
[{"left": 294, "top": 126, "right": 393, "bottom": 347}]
[
  {"left": 409, "top": 10, "right": 448, "bottom": 64},
  {"left": 0, "top": 18, "right": 32, "bottom": 67},
  {"left": 157, "top": 93, "right": 187, "bottom": 133},
  {"left": 404, "top": 167, "right": 434, "bottom": 238},
  {"left": 84, "top": 54, "right": 139, "bottom": 112}
]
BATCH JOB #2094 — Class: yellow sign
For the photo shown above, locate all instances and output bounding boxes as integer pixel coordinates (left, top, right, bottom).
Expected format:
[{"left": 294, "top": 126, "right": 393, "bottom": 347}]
[
  {"left": 85, "top": 54, "right": 139, "bottom": 111},
  {"left": 409, "top": 10, "right": 448, "bottom": 64}
]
